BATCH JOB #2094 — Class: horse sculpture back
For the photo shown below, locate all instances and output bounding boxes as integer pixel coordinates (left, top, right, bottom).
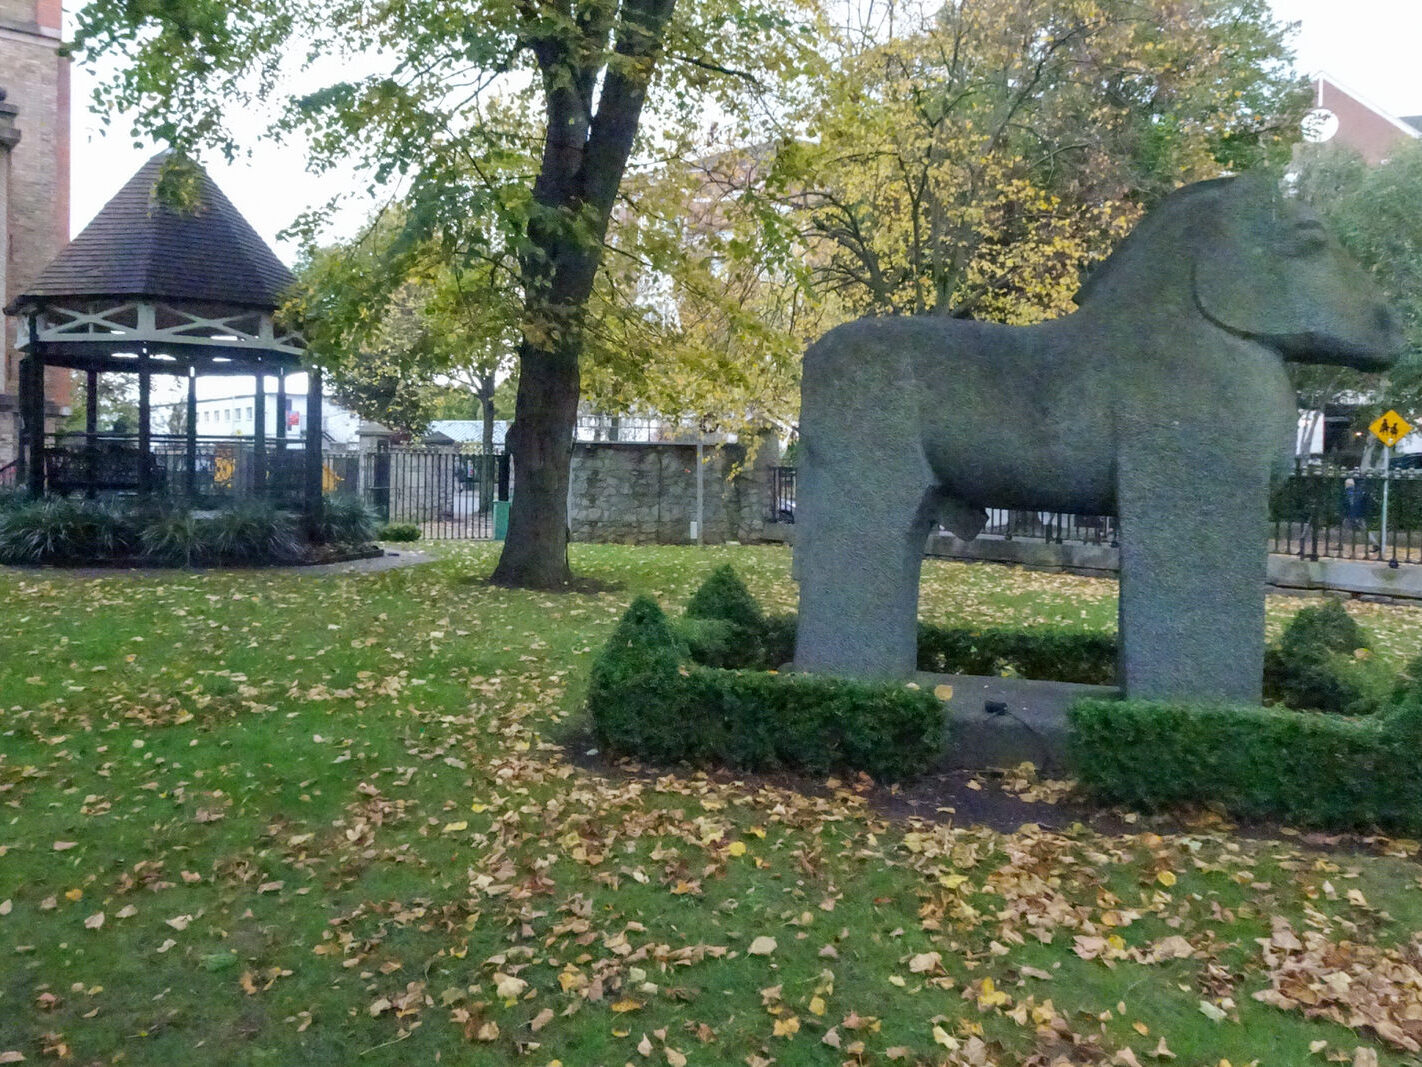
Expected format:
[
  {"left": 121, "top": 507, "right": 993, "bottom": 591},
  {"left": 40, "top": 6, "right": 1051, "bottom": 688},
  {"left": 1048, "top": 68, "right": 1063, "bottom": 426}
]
[{"left": 793, "top": 176, "right": 1401, "bottom": 703}]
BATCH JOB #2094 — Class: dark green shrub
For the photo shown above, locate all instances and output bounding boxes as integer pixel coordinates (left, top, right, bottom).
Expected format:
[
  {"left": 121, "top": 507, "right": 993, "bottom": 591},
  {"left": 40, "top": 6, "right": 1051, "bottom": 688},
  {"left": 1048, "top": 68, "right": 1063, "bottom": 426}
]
[
  {"left": 0, "top": 487, "right": 30, "bottom": 513},
  {"left": 139, "top": 510, "right": 209, "bottom": 566},
  {"left": 916, "top": 625, "right": 1117, "bottom": 684},
  {"left": 1281, "top": 598, "right": 1366, "bottom": 656},
  {"left": 590, "top": 596, "right": 945, "bottom": 781},
  {"left": 303, "top": 494, "right": 377, "bottom": 546},
  {"left": 686, "top": 564, "right": 765, "bottom": 630},
  {"left": 1069, "top": 698, "right": 1422, "bottom": 832},
  {"left": 1265, "top": 599, "right": 1388, "bottom": 714},
  {"left": 205, "top": 502, "right": 301, "bottom": 564},
  {"left": 0, "top": 497, "right": 137, "bottom": 564},
  {"left": 376, "top": 522, "right": 421, "bottom": 542},
  {"left": 587, "top": 597, "right": 694, "bottom": 764}
]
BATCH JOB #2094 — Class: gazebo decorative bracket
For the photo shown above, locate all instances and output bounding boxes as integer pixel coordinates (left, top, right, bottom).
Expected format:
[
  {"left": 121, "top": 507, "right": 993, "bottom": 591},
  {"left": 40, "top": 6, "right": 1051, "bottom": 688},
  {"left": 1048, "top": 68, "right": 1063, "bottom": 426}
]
[{"left": 17, "top": 299, "right": 306, "bottom": 358}]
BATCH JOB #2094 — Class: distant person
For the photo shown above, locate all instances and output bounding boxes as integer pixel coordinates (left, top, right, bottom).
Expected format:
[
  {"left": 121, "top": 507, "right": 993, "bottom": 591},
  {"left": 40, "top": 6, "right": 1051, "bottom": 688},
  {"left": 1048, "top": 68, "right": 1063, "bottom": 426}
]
[{"left": 1341, "top": 476, "right": 1380, "bottom": 553}]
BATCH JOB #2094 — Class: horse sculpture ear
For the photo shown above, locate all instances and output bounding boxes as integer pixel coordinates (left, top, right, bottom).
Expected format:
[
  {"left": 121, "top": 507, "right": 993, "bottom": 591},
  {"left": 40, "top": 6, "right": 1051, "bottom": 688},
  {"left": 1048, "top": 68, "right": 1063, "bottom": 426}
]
[{"left": 1192, "top": 177, "right": 1307, "bottom": 339}]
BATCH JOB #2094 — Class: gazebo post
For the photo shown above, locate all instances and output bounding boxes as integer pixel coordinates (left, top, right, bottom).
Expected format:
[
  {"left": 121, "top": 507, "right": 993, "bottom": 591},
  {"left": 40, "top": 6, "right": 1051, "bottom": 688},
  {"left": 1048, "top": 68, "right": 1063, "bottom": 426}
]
[
  {"left": 304, "top": 366, "right": 323, "bottom": 518},
  {"left": 277, "top": 367, "right": 288, "bottom": 500},
  {"left": 24, "top": 315, "right": 44, "bottom": 497},
  {"left": 137, "top": 346, "right": 152, "bottom": 495},
  {"left": 253, "top": 369, "right": 266, "bottom": 498},
  {"left": 185, "top": 366, "right": 198, "bottom": 503},
  {"left": 85, "top": 368, "right": 99, "bottom": 499}
]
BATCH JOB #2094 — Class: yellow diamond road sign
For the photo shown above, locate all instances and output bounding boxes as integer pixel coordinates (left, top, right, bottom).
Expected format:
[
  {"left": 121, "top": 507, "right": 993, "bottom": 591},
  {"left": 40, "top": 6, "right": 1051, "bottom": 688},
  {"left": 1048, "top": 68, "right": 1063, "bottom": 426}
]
[{"left": 1370, "top": 410, "right": 1413, "bottom": 449}]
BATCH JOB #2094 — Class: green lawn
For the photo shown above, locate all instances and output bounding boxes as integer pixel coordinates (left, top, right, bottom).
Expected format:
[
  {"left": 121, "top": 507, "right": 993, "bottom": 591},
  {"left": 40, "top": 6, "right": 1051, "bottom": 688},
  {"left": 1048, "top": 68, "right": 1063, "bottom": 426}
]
[{"left": 2, "top": 544, "right": 1421, "bottom": 1065}]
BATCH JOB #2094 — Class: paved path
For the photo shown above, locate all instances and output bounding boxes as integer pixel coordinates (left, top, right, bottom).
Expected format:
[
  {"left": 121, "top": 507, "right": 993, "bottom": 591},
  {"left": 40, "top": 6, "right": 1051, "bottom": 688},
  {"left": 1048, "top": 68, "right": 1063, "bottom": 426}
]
[{"left": 3, "top": 548, "right": 439, "bottom": 580}]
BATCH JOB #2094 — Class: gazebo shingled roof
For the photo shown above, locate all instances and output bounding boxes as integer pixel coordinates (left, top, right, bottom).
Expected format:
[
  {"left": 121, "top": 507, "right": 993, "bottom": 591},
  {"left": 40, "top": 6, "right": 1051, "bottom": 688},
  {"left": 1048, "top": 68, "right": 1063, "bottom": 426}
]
[{"left": 9, "top": 152, "right": 295, "bottom": 312}]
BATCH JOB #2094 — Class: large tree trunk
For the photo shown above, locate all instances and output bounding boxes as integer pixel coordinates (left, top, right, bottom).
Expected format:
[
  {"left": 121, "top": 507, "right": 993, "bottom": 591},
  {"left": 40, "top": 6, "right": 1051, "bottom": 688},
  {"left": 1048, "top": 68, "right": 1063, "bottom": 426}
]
[
  {"left": 490, "top": 0, "right": 677, "bottom": 588},
  {"left": 491, "top": 344, "right": 580, "bottom": 586}
]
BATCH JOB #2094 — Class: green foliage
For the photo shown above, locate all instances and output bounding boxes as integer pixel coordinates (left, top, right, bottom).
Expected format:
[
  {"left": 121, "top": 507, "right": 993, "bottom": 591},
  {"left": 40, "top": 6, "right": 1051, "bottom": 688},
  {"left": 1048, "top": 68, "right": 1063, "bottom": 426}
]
[
  {"left": 0, "top": 497, "right": 138, "bottom": 564},
  {"left": 138, "top": 510, "right": 209, "bottom": 567},
  {"left": 1263, "top": 599, "right": 1390, "bottom": 715},
  {"left": 1292, "top": 140, "right": 1422, "bottom": 432},
  {"left": 0, "top": 487, "right": 31, "bottom": 513},
  {"left": 586, "top": 597, "right": 695, "bottom": 765},
  {"left": 377, "top": 522, "right": 422, "bottom": 542},
  {"left": 916, "top": 625, "right": 1118, "bottom": 684},
  {"left": 203, "top": 502, "right": 301, "bottom": 565},
  {"left": 589, "top": 596, "right": 945, "bottom": 781},
  {"left": 685, "top": 563, "right": 765, "bottom": 630},
  {"left": 1069, "top": 698, "right": 1422, "bottom": 833},
  {"left": 303, "top": 494, "right": 377, "bottom": 546},
  {"left": 765, "top": 0, "right": 1305, "bottom": 322}
]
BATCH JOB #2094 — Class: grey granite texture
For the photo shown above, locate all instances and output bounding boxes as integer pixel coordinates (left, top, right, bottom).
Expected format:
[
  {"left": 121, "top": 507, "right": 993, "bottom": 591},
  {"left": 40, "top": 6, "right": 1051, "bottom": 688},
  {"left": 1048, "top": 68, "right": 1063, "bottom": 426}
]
[{"left": 794, "top": 176, "right": 1402, "bottom": 703}]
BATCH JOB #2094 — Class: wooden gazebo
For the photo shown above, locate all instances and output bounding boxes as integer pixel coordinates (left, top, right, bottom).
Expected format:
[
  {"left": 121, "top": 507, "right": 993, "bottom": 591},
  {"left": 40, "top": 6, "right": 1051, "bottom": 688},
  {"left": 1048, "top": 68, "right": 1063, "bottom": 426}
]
[{"left": 4, "top": 152, "right": 324, "bottom": 513}]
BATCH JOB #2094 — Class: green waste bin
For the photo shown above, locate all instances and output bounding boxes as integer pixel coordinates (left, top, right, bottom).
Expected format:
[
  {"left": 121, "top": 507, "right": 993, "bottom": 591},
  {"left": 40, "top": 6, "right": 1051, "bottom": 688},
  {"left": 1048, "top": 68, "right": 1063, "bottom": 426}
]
[{"left": 493, "top": 499, "right": 510, "bottom": 540}]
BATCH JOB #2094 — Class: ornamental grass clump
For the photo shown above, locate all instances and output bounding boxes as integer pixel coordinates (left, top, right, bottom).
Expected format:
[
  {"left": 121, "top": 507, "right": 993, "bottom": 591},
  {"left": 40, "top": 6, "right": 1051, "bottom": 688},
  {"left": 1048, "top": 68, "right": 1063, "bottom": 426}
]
[
  {"left": 203, "top": 502, "right": 301, "bottom": 565},
  {"left": 138, "top": 510, "right": 209, "bottom": 566},
  {"left": 303, "top": 494, "right": 377, "bottom": 546},
  {"left": 0, "top": 497, "right": 137, "bottom": 564}
]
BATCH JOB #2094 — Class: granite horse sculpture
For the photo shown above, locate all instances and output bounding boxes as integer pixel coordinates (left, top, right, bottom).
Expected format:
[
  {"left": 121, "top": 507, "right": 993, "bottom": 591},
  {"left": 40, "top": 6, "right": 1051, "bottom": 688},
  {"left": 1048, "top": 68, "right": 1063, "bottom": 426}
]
[{"left": 793, "top": 177, "right": 1403, "bottom": 702}]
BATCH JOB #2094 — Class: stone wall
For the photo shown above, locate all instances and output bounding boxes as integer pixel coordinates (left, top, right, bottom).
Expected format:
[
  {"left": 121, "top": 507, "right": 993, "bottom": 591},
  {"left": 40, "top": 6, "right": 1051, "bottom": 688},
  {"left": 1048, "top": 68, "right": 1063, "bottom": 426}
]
[
  {"left": 569, "top": 438, "right": 779, "bottom": 545},
  {"left": 0, "top": 0, "right": 70, "bottom": 467}
]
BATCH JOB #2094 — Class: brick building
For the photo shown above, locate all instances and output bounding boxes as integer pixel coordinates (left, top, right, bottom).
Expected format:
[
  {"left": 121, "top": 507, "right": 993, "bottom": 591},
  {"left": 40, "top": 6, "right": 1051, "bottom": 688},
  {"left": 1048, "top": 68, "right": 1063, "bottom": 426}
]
[
  {"left": 1305, "top": 73, "right": 1420, "bottom": 165},
  {"left": 0, "top": 0, "right": 69, "bottom": 469}
]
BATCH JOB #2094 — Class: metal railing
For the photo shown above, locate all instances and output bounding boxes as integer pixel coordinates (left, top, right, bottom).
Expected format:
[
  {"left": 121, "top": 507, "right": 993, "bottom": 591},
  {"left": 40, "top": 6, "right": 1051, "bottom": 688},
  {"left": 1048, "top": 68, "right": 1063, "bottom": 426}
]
[
  {"left": 768, "top": 464, "right": 1422, "bottom": 564},
  {"left": 362, "top": 447, "right": 509, "bottom": 540},
  {"left": 1270, "top": 465, "right": 1422, "bottom": 565},
  {"left": 37, "top": 433, "right": 356, "bottom": 509}
]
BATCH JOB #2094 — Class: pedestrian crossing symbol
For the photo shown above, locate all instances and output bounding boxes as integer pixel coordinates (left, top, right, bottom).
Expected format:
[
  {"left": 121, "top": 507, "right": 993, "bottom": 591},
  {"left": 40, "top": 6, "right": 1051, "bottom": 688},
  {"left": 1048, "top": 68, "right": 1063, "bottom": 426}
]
[{"left": 1370, "top": 410, "right": 1413, "bottom": 448}]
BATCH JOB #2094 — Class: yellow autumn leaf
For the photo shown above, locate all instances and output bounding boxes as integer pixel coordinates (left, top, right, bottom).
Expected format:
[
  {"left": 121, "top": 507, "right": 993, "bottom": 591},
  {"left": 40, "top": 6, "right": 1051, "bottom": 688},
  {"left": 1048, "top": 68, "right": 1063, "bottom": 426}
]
[
  {"left": 442, "top": 820, "right": 468, "bottom": 834},
  {"left": 1157, "top": 870, "right": 1177, "bottom": 887},
  {"left": 727, "top": 841, "right": 747, "bottom": 857},
  {"left": 611, "top": 998, "right": 643, "bottom": 1013},
  {"left": 933, "top": 684, "right": 954, "bottom": 700},
  {"left": 808, "top": 995, "right": 827, "bottom": 1016},
  {"left": 773, "top": 1014, "right": 800, "bottom": 1037}
]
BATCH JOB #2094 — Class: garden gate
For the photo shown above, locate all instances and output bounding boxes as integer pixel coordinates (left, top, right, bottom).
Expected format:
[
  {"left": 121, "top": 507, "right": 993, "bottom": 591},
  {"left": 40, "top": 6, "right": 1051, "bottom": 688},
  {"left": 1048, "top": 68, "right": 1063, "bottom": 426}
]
[{"left": 362, "top": 447, "right": 509, "bottom": 540}]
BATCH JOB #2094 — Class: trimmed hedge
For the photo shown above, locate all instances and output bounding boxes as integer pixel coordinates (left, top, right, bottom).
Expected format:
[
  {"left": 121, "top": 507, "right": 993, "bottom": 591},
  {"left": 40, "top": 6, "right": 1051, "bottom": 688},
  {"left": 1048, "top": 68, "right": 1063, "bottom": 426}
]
[
  {"left": 589, "top": 596, "right": 945, "bottom": 781},
  {"left": 675, "top": 565, "right": 1117, "bottom": 681},
  {"left": 1069, "top": 697, "right": 1422, "bottom": 832},
  {"left": 676, "top": 568, "right": 1395, "bottom": 710},
  {"left": 377, "top": 523, "right": 422, "bottom": 542},
  {"left": 916, "top": 624, "right": 1116, "bottom": 684}
]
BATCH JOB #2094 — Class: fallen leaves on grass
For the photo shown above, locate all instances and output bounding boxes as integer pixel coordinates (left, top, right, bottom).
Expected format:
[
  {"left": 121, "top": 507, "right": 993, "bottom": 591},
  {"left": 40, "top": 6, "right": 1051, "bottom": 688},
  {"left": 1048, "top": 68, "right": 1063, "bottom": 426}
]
[{"left": 1254, "top": 918, "right": 1422, "bottom": 1051}]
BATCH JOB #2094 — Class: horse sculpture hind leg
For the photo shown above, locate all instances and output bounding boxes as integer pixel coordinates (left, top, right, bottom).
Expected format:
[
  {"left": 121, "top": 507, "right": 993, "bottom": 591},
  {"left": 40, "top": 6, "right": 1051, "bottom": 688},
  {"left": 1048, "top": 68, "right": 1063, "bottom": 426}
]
[{"left": 793, "top": 332, "right": 940, "bottom": 680}]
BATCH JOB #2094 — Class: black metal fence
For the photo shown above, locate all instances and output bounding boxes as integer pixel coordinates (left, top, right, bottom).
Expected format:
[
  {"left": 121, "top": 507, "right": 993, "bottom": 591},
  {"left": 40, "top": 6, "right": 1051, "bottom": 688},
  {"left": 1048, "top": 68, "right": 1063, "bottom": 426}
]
[
  {"left": 39, "top": 433, "right": 358, "bottom": 509},
  {"left": 1270, "top": 466, "right": 1422, "bottom": 565},
  {"left": 362, "top": 447, "right": 509, "bottom": 540},
  {"left": 768, "top": 464, "right": 1422, "bottom": 564}
]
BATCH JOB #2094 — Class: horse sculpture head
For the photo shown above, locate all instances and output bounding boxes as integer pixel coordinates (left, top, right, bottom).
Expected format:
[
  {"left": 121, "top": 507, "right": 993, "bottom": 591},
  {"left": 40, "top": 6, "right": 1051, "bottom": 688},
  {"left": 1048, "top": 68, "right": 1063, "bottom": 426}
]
[{"left": 1077, "top": 176, "right": 1403, "bottom": 372}]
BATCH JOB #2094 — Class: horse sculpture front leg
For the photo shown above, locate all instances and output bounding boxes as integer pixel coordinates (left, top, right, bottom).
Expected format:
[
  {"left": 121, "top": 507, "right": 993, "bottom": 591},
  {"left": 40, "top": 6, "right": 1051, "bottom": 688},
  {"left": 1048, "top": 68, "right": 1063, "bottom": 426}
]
[
  {"left": 1115, "top": 437, "right": 1272, "bottom": 704},
  {"left": 793, "top": 429, "right": 941, "bottom": 681}
]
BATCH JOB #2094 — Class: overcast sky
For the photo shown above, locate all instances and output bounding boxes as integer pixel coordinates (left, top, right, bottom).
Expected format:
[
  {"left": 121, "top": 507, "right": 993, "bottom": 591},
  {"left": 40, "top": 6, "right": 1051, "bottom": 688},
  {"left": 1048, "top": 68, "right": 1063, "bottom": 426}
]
[{"left": 64, "top": 0, "right": 1422, "bottom": 259}]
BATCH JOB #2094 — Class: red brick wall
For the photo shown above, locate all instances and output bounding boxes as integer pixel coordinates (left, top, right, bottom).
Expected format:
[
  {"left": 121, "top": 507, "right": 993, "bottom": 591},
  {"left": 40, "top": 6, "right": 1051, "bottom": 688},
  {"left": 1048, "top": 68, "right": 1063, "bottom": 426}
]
[
  {"left": 0, "top": 0, "right": 71, "bottom": 461},
  {"left": 1319, "top": 79, "right": 1418, "bottom": 166}
]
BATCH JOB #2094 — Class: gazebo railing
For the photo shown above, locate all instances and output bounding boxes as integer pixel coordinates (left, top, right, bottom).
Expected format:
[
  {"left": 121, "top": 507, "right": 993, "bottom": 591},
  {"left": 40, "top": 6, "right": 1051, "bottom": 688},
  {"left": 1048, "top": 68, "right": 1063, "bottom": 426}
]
[{"left": 41, "top": 433, "right": 350, "bottom": 508}]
